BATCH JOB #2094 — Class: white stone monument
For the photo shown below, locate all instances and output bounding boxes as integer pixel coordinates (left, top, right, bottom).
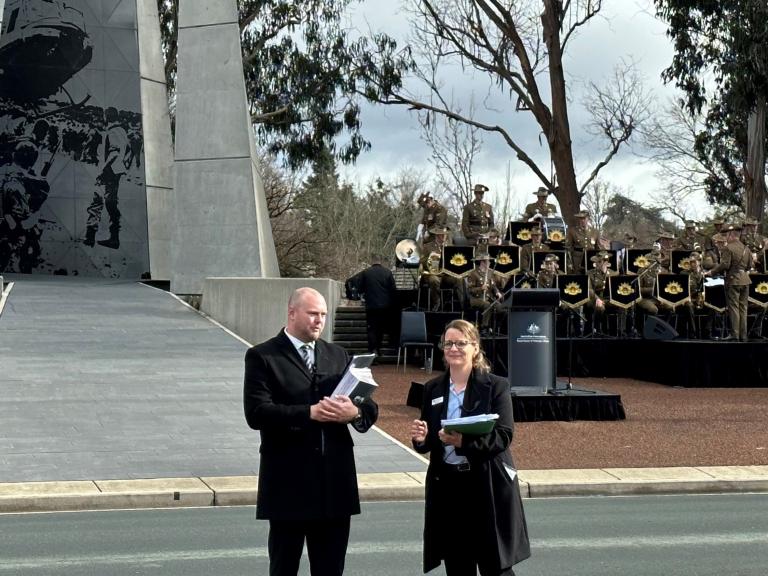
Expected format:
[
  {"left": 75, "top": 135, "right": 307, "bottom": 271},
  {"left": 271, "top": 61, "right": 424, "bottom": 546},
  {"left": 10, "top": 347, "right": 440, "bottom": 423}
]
[{"left": 171, "top": 0, "right": 279, "bottom": 294}]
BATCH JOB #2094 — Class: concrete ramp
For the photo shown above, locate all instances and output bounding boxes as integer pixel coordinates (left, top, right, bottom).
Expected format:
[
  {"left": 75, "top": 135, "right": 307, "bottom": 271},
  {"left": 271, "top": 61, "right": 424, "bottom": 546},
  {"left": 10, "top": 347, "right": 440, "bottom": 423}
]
[{"left": 0, "top": 275, "right": 425, "bottom": 483}]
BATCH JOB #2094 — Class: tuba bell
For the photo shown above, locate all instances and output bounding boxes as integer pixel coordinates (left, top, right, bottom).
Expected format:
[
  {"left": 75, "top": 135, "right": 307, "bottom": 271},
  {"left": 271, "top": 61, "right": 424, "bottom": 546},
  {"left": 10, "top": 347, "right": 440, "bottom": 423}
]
[{"left": 395, "top": 239, "right": 420, "bottom": 265}]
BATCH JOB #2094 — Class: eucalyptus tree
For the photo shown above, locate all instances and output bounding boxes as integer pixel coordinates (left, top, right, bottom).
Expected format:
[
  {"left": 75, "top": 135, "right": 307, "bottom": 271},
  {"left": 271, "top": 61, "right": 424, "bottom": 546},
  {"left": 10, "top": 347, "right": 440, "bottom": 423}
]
[
  {"left": 655, "top": 0, "right": 768, "bottom": 220},
  {"left": 355, "top": 0, "right": 651, "bottom": 225}
]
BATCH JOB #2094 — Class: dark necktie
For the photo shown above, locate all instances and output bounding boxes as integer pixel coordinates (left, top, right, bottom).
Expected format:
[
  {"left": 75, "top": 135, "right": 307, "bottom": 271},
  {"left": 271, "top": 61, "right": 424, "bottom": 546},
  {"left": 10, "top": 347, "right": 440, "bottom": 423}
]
[{"left": 300, "top": 344, "right": 313, "bottom": 371}]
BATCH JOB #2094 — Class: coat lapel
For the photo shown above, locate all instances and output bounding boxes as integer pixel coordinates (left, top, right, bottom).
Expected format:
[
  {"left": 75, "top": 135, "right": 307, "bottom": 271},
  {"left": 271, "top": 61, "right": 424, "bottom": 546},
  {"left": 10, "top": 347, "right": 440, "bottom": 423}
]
[
  {"left": 276, "top": 330, "right": 313, "bottom": 380},
  {"left": 463, "top": 370, "right": 491, "bottom": 416}
]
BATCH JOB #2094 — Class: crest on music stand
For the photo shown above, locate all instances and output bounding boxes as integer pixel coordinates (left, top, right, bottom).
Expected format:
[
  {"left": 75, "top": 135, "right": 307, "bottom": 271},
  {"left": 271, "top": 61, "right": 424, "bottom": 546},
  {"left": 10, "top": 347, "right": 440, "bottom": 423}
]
[
  {"left": 442, "top": 245, "right": 475, "bottom": 278},
  {"left": 749, "top": 273, "right": 768, "bottom": 308},
  {"left": 608, "top": 274, "right": 641, "bottom": 309},
  {"left": 557, "top": 274, "right": 589, "bottom": 308},
  {"left": 670, "top": 250, "right": 696, "bottom": 273},
  {"left": 626, "top": 249, "right": 652, "bottom": 274},
  {"left": 506, "top": 221, "right": 540, "bottom": 246},
  {"left": 488, "top": 245, "right": 520, "bottom": 277},
  {"left": 656, "top": 273, "right": 691, "bottom": 309}
]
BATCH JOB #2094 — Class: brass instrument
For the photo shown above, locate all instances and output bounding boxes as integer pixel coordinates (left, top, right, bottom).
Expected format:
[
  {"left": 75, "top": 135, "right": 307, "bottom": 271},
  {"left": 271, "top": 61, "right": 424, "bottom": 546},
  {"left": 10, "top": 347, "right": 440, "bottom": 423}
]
[
  {"left": 424, "top": 250, "right": 442, "bottom": 275},
  {"left": 395, "top": 239, "right": 420, "bottom": 264}
]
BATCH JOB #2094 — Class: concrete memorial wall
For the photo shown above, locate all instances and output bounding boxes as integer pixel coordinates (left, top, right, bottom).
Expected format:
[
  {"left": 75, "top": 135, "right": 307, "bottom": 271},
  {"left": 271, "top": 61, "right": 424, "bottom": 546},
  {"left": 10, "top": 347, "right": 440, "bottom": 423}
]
[{"left": 0, "top": 0, "right": 149, "bottom": 277}]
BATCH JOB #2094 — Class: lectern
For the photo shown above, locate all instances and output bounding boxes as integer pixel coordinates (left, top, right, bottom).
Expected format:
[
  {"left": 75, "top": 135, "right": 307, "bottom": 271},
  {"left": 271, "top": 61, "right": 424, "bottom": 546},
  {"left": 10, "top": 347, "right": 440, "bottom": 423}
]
[{"left": 499, "top": 288, "right": 560, "bottom": 394}]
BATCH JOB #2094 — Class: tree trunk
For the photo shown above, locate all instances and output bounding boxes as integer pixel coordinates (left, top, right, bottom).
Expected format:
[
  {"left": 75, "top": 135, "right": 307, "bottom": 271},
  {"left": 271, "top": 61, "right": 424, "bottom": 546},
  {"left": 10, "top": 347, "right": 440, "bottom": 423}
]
[
  {"left": 745, "top": 97, "right": 766, "bottom": 224},
  {"left": 542, "top": 0, "right": 580, "bottom": 227}
]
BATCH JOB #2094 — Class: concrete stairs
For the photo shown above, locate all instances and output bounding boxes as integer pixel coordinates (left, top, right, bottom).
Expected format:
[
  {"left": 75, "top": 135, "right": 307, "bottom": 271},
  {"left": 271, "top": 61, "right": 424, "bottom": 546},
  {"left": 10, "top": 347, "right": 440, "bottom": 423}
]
[{"left": 333, "top": 306, "right": 398, "bottom": 363}]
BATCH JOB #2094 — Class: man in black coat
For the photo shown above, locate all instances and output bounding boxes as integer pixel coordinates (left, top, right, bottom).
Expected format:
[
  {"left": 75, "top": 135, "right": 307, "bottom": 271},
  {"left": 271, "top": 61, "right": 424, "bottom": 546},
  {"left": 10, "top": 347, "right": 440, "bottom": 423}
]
[
  {"left": 244, "top": 287, "right": 379, "bottom": 576},
  {"left": 357, "top": 254, "right": 398, "bottom": 355}
]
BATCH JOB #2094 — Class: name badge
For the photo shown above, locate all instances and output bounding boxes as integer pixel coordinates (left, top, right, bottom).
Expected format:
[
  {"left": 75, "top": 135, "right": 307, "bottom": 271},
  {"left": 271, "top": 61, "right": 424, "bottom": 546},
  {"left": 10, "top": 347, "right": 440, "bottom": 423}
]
[{"left": 431, "top": 396, "right": 444, "bottom": 406}]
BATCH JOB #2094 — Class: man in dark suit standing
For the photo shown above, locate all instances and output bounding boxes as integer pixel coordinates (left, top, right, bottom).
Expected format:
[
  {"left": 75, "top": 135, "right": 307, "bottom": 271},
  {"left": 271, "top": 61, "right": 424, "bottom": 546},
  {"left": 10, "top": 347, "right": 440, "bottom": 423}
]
[
  {"left": 358, "top": 254, "right": 398, "bottom": 355},
  {"left": 244, "top": 287, "right": 379, "bottom": 576}
]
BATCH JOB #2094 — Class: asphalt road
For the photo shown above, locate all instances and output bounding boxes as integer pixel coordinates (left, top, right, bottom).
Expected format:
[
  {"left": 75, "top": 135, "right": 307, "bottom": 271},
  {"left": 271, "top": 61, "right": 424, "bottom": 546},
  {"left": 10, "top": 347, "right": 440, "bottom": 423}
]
[{"left": 2, "top": 495, "right": 768, "bottom": 575}]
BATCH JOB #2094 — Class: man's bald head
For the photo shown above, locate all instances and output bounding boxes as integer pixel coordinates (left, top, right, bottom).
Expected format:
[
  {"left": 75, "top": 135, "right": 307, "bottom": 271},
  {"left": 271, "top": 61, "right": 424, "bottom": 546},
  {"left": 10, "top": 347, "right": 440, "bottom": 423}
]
[{"left": 286, "top": 288, "right": 328, "bottom": 343}]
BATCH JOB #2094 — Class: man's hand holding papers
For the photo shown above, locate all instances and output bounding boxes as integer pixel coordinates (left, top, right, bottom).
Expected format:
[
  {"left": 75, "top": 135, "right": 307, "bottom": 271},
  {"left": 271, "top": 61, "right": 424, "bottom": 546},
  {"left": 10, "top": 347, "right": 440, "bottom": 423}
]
[{"left": 332, "top": 353, "right": 379, "bottom": 404}]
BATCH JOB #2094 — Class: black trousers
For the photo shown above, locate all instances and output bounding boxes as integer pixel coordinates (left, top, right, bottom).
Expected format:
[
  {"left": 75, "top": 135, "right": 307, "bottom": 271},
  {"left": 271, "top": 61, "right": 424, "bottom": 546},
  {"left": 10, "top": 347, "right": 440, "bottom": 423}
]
[
  {"left": 268, "top": 517, "right": 350, "bottom": 576},
  {"left": 366, "top": 307, "right": 391, "bottom": 353}
]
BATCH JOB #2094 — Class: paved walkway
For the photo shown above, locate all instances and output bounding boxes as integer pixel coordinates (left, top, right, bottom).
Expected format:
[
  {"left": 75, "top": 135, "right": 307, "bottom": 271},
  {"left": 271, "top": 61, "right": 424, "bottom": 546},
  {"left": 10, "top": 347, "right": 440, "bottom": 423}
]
[{"left": 1, "top": 275, "right": 767, "bottom": 513}]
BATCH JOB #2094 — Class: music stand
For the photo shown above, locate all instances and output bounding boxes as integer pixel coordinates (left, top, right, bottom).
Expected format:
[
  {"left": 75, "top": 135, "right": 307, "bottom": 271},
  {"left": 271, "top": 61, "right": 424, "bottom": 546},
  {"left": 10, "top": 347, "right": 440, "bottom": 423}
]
[{"left": 499, "top": 289, "right": 559, "bottom": 395}]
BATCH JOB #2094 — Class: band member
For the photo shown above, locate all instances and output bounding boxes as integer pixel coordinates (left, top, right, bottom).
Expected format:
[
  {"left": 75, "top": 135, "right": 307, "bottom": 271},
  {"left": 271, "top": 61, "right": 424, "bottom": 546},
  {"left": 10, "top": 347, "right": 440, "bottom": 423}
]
[
  {"left": 519, "top": 226, "right": 549, "bottom": 274},
  {"left": 536, "top": 253, "right": 562, "bottom": 288},
  {"left": 565, "top": 210, "right": 597, "bottom": 274},
  {"left": 703, "top": 231, "right": 726, "bottom": 270},
  {"left": 466, "top": 253, "right": 504, "bottom": 332},
  {"left": 586, "top": 251, "right": 615, "bottom": 335},
  {"left": 419, "top": 225, "right": 459, "bottom": 312},
  {"left": 417, "top": 193, "right": 448, "bottom": 247},
  {"left": 706, "top": 224, "right": 752, "bottom": 341},
  {"left": 672, "top": 220, "right": 702, "bottom": 251},
  {"left": 656, "top": 232, "right": 675, "bottom": 270},
  {"left": 741, "top": 217, "right": 766, "bottom": 272},
  {"left": 522, "top": 187, "right": 558, "bottom": 220},
  {"left": 462, "top": 184, "right": 494, "bottom": 244},
  {"left": 681, "top": 252, "right": 706, "bottom": 339},
  {"left": 635, "top": 250, "right": 664, "bottom": 327}
]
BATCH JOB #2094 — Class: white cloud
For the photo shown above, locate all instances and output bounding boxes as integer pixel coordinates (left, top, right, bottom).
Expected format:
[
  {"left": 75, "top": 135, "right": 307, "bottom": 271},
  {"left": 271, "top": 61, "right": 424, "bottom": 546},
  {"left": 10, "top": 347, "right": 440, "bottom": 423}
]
[{"left": 341, "top": 0, "right": 716, "bottom": 218}]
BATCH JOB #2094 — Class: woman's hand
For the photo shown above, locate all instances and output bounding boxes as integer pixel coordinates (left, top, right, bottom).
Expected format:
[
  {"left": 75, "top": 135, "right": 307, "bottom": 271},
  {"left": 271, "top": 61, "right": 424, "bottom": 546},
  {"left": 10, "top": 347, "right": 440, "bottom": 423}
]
[
  {"left": 438, "top": 428, "right": 463, "bottom": 448},
  {"left": 410, "top": 419, "right": 428, "bottom": 444}
]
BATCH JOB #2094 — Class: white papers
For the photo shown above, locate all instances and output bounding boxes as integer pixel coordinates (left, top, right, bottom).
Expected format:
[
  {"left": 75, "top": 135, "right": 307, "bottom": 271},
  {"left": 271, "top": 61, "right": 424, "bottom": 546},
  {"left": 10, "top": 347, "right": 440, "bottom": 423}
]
[
  {"left": 441, "top": 413, "right": 499, "bottom": 427},
  {"left": 705, "top": 277, "right": 724, "bottom": 287},
  {"left": 332, "top": 354, "right": 378, "bottom": 398}
]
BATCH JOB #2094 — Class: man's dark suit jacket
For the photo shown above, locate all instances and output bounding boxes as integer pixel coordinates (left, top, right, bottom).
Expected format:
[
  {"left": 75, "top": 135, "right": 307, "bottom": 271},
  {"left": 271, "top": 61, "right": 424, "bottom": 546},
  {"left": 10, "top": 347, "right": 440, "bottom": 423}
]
[
  {"left": 358, "top": 263, "right": 397, "bottom": 309},
  {"left": 244, "top": 330, "right": 378, "bottom": 521}
]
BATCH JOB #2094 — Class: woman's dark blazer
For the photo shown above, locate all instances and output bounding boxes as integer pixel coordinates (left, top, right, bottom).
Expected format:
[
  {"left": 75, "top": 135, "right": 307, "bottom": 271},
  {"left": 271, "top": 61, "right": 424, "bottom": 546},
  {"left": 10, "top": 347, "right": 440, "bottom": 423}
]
[
  {"left": 413, "top": 369, "right": 530, "bottom": 573},
  {"left": 244, "top": 330, "right": 378, "bottom": 521}
]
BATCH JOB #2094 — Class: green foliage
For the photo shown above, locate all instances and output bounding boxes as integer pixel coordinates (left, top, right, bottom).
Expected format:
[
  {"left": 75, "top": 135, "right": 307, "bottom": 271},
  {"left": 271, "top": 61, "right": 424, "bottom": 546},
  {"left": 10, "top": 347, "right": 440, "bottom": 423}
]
[
  {"left": 278, "top": 148, "right": 421, "bottom": 279},
  {"left": 602, "top": 194, "right": 673, "bottom": 245},
  {"left": 655, "top": 0, "right": 768, "bottom": 208},
  {"left": 156, "top": 0, "right": 411, "bottom": 169}
]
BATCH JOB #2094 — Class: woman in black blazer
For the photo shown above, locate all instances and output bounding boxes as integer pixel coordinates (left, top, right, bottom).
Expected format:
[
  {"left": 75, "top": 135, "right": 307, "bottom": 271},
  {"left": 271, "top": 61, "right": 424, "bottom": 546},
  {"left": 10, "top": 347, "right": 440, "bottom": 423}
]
[{"left": 410, "top": 319, "right": 530, "bottom": 575}]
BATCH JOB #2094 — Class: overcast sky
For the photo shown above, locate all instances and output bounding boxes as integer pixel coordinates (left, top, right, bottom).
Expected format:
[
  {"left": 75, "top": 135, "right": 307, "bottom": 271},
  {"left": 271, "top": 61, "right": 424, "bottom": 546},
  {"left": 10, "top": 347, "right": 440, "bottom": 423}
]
[{"left": 339, "top": 0, "right": 711, "bottom": 221}]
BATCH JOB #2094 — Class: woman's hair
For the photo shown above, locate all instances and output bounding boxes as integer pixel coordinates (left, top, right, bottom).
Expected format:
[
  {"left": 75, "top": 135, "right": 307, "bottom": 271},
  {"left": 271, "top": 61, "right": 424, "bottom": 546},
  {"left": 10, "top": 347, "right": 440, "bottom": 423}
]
[{"left": 442, "top": 319, "right": 491, "bottom": 373}]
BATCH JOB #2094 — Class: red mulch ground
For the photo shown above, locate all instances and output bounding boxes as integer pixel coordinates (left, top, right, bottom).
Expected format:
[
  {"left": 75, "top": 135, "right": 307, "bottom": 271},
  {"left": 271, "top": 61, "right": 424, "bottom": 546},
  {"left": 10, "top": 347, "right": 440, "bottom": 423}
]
[{"left": 372, "top": 365, "right": 768, "bottom": 469}]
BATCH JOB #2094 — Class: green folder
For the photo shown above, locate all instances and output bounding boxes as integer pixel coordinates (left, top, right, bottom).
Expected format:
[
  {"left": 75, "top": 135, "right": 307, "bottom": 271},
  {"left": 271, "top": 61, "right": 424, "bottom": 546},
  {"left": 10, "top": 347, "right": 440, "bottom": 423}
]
[{"left": 442, "top": 414, "right": 498, "bottom": 435}]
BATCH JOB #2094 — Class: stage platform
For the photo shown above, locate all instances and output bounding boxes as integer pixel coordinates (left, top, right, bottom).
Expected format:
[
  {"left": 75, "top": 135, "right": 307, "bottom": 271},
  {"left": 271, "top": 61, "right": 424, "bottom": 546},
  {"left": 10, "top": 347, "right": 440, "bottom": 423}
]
[
  {"left": 555, "top": 337, "right": 768, "bottom": 387},
  {"left": 474, "top": 336, "right": 768, "bottom": 388},
  {"left": 406, "top": 381, "right": 626, "bottom": 423}
]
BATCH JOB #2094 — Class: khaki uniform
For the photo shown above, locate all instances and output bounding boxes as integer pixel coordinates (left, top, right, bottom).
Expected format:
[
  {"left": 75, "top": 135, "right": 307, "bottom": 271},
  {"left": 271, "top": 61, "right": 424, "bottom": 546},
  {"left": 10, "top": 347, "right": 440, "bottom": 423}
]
[
  {"left": 681, "top": 268, "right": 706, "bottom": 338},
  {"left": 565, "top": 225, "right": 598, "bottom": 273},
  {"left": 671, "top": 231, "right": 702, "bottom": 251},
  {"left": 741, "top": 231, "right": 766, "bottom": 271},
  {"left": 519, "top": 241, "right": 549, "bottom": 274},
  {"left": 587, "top": 267, "right": 617, "bottom": 334},
  {"left": 462, "top": 199, "right": 494, "bottom": 242},
  {"left": 536, "top": 269, "right": 561, "bottom": 289},
  {"left": 419, "top": 239, "right": 459, "bottom": 311},
  {"left": 420, "top": 202, "right": 448, "bottom": 246},
  {"left": 466, "top": 267, "right": 504, "bottom": 328},
  {"left": 522, "top": 201, "right": 558, "bottom": 220},
  {"left": 710, "top": 239, "right": 752, "bottom": 340}
]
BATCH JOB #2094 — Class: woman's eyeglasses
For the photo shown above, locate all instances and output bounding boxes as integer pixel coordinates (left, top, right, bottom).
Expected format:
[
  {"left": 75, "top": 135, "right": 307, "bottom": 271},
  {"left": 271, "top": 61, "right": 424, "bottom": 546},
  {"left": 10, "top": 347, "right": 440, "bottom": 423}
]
[{"left": 439, "top": 340, "right": 473, "bottom": 350}]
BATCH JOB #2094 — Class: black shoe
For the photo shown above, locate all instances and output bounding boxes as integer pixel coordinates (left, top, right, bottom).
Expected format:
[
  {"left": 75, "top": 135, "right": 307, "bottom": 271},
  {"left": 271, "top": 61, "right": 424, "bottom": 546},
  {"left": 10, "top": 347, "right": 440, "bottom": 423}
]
[
  {"left": 97, "top": 237, "right": 120, "bottom": 250},
  {"left": 719, "top": 335, "right": 735, "bottom": 341}
]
